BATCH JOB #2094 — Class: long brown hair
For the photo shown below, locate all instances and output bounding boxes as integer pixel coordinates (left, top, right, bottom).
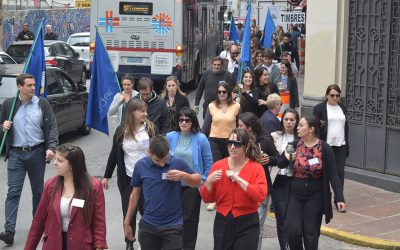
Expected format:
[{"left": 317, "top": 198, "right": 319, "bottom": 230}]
[
  {"left": 229, "top": 128, "right": 262, "bottom": 163},
  {"left": 51, "top": 144, "right": 93, "bottom": 226},
  {"left": 213, "top": 81, "right": 233, "bottom": 107},
  {"left": 254, "top": 66, "right": 271, "bottom": 97},
  {"left": 323, "top": 84, "right": 342, "bottom": 103},
  {"left": 118, "top": 99, "right": 155, "bottom": 141}
]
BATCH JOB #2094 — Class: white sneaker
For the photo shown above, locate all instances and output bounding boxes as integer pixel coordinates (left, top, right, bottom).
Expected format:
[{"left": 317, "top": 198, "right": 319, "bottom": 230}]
[{"left": 207, "top": 202, "right": 216, "bottom": 211}]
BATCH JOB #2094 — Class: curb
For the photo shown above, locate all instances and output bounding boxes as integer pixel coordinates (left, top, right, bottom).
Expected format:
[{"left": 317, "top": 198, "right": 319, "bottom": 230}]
[
  {"left": 320, "top": 226, "right": 400, "bottom": 250},
  {"left": 267, "top": 212, "right": 400, "bottom": 249}
]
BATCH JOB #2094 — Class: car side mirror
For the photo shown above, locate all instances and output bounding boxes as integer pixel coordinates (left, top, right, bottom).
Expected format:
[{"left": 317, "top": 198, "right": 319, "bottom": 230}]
[
  {"left": 75, "top": 52, "right": 80, "bottom": 58},
  {"left": 78, "top": 84, "right": 87, "bottom": 92}
]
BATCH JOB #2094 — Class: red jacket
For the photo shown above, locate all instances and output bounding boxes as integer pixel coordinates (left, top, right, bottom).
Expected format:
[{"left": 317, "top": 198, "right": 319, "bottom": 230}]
[
  {"left": 25, "top": 176, "right": 108, "bottom": 250},
  {"left": 200, "top": 158, "right": 267, "bottom": 217}
]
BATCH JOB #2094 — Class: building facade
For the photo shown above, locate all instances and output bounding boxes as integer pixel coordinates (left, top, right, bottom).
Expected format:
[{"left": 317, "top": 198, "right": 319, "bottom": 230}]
[{"left": 302, "top": 0, "right": 400, "bottom": 191}]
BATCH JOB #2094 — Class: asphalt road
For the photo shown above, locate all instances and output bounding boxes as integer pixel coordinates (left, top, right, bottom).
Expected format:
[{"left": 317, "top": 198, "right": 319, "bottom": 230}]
[{"left": 0, "top": 89, "right": 372, "bottom": 249}]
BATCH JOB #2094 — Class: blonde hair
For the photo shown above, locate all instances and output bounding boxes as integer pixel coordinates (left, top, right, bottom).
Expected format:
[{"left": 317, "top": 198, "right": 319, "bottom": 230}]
[
  {"left": 266, "top": 93, "right": 282, "bottom": 110},
  {"left": 161, "top": 75, "right": 185, "bottom": 98}
]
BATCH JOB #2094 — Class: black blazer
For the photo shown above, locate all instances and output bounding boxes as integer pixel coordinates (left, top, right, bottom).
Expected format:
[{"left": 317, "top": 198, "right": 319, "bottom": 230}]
[
  {"left": 277, "top": 140, "right": 345, "bottom": 224},
  {"left": 287, "top": 77, "right": 299, "bottom": 109},
  {"left": 172, "top": 93, "right": 190, "bottom": 113},
  {"left": 257, "top": 135, "right": 280, "bottom": 192},
  {"left": 257, "top": 83, "right": 280, "bottom": 117},
  {"left": 313, "top": 102, "right": 349, "bottom": 157}
]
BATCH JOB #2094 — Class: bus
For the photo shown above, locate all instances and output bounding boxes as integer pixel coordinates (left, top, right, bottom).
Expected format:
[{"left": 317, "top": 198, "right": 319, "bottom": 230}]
[{"left": 90, "top": 0, "right": 224, "bottom": 87}]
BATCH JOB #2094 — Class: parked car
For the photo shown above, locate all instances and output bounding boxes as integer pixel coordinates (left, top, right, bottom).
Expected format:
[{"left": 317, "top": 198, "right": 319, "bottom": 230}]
[
  {"left": 5, "top": 40, "right": 87, "bottom": 85},
  {"left": 67, "top": 32, "right": 90, "bottom": 76},
  {"left": 0, "top": 64, "right": 90, "bottom": 137},
  {"left": 0, "top": 51, "right": 17, "bottom": 64}
]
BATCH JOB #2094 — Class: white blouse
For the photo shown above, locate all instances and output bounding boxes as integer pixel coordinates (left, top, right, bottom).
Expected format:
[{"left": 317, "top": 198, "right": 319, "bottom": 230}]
[
  {"left": 60, "top": 197, "right": 72, "bottom": 232},
  {"left": 123, "top": 124, "right": 150, "bottom": 177},
  {"left": 326, "top": 104, "right": 346, "bottom": 146}
]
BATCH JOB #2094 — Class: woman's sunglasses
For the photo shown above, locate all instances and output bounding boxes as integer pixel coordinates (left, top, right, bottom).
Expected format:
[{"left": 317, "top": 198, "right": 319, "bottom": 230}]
[
  {"left": 329, "top": 94, "right": 340, "bottom": 98},
  {"left": 218, "top": 90, "right": 227, "bottom": 95},
  {"left": 178, "top": 118, "right": 192, "bottom": 124},
  {"left": 227, "top": 140, "right": 243, "bottom": 148}
]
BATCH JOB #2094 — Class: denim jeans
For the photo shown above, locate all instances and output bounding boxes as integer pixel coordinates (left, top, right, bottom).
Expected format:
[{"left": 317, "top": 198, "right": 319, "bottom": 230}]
[
  {"left": 257, "top": 193, "right": 271, "bottom": 250},
  {"left": 273, "top": 175, "right": 290, "bottom": 250},
  {"left": 4, "top": 146, "right": 46, "bottom": 233}
]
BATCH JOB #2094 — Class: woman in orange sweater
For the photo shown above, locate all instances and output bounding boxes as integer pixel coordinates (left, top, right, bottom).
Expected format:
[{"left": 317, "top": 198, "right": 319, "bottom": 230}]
[
  {"left": 201, "top": 81, "right": 241, "bottom": 162},
  {"left": 200, "top": 128, "right": 267, "bottom": 250}
]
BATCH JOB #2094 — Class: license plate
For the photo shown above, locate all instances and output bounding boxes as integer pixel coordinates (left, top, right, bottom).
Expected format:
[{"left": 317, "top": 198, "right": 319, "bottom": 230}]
[{"left": 127, "top": 57, "right": 143, "bottom": 63}]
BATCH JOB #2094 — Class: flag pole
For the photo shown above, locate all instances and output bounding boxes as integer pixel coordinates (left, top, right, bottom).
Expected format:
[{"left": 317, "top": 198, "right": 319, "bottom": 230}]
[
  {"left": 0, "top": 19, "right": 46, "bottom": 154},
  {"left": 237, "top": 0, "right": 252, "bottom": 99}
]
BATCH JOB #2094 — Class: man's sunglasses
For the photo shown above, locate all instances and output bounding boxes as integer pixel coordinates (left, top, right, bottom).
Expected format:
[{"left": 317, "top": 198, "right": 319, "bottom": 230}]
[{"left": 227, "top": 140, "right": 243, "bottom": 148}]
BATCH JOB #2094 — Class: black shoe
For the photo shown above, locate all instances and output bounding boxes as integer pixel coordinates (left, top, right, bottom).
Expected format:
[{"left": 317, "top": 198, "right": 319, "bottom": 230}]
[
  {"left": 126, "top": 242, "right": 134, "bottom": 250},
  {"left": 0, "top": 231, "right": 14, "bottom": 245},
  {"left": 269, "top": 204, "right": 275, "bottom": 213}
]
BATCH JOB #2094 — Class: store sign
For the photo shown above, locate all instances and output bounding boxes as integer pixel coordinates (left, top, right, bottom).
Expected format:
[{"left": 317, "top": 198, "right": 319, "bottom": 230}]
[
  {"left": 75, "top": 0, "right": 91, "bottom": 8},
  {"left": 280, "top": 11, "right": 305, "bottom": 24}
]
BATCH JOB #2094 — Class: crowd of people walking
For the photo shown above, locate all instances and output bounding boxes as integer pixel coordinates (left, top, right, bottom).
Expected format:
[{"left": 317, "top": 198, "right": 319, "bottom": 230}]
[{"left": 0, "top": 23, "right": 350, "bottom": 250}]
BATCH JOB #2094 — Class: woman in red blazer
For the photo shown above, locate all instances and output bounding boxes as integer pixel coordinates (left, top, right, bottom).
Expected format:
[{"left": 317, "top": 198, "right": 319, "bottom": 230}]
[
  {"left": 200, "top": 128, "right": 267, "bottom": 250},
  {"left": 25, "top": 144, "right": 107, "bottom": 250}
]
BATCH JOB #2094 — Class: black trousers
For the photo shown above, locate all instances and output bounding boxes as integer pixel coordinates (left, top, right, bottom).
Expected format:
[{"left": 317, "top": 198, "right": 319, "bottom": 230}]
[
  {"left": 209, "top": 137, "right": 229, "bottom": 162},
  {"left": 138, "top": 220, "right": 183, "bottom": 250},
  {"left": 331, "top": 145, "right": 346, "bottom": 202},
  {"left": 182, "top": 186, "right": 201, "bottom": 250},
  {"left": 272, "top": 175, "right": 290, "bottom": 250},
  {"left": 214, "top": 212, "right": 259, "bottom": 250},
  {"left": 118, "top": 173, "right": 144, "bottom": 243},
  {"left": 284, "top": 178, "right": 324, "bottom": 250}
]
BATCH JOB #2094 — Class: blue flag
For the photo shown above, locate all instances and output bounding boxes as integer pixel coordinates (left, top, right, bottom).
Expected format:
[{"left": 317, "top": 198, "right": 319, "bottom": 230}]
[
  {"left": 237, "top": 3, "right": 252, "bottom": 83},
  {"left": 25, "top": 19, "right": 47, "bottom": 97},
  {"left": 260, "top": 8, "right": 275, "bottom": 48},
  {"left": 85, "top": 30, "right": 121, "bottom": 135},
  {"left": 228, "top": 16, "right": 240, "bottom": 44}
]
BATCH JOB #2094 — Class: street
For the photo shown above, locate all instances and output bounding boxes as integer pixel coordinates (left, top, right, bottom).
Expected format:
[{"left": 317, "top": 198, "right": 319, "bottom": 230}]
[{"left": 0, "top": 90, "right": 372, "bottom": 250}]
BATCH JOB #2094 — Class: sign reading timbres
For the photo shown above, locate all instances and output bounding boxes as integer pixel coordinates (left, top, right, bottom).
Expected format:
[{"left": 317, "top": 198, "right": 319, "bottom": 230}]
[{"left": 280, "top": 11, "right": 305, "bottom": 25}]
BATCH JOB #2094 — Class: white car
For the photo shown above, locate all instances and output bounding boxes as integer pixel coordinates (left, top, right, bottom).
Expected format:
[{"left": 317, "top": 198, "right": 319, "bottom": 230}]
[
  {"left": 67, "top": 32, "right": 90, "bottom": 75},
  {"left": 0, "top": 51, "right": 17, "bottom": 64}
]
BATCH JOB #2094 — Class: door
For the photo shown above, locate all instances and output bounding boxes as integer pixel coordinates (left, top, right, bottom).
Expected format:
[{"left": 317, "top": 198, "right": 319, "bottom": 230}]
[
  {"left": 346, "top": 0, "right": 400, "bottom": 175},
  {"left": 54, "top": 69, "right": 84, "bottom": 129},
  {"left": 63, "top": 43, "right": 83, "bottom": 83},
  {"left": 201, "top": 7, "right": 208, "bottom": 70},
  {"left": 47, "top": 70, "right": 68, "bottom": 135}
]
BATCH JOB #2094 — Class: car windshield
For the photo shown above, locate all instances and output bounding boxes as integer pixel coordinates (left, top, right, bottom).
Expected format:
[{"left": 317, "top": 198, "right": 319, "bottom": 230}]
[
  {"left": 6, "top": 45, "right": 50, "bottom": 63},
  {"left": 68, "top": 36, "right": 90, "bottom": 46},
  {"left": 6, "top": 45, "right": 31, "bottom": 59},
  {"left": 0, "top": 76, "right": 17, "bottom": 104}
]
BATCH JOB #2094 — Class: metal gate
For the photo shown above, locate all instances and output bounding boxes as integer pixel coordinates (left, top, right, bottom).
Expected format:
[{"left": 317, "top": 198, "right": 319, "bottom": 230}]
[{"left": 346, "top": 0, "right": 400, "bottom": 176}]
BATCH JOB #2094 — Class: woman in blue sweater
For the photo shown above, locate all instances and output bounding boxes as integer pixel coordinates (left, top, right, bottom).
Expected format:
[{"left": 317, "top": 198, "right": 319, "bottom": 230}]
[{"left": 166, "top": 107, "right": 213, "bottom": 250}]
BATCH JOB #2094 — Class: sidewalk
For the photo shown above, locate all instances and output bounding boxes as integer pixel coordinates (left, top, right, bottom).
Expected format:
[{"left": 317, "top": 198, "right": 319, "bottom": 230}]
[
  {"left": 320, "top": 179, "right": 400, "bottom": 249},
  {"left": 295, "top": 74, "right": 400, "bottom": 249},
  {"left": 266, "top": 179, "right": 400, "bottom": 249}
]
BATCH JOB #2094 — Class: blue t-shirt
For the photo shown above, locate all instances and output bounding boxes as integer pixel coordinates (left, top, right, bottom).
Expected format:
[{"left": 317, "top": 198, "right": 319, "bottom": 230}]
[{"left": 131, "top": 155, "right": 195, "bottom": 228}]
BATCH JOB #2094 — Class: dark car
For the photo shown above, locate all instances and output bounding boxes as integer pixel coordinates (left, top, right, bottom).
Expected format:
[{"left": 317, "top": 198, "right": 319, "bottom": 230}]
[
  {"left": 0, "top": 51, "right": 17, "bottom": 64},
  {"left": 0, "top": 64, "right": 90, "bottom": 137},
  {"left": 5, "top": 40, "right": 87, "bottom": 85}
]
